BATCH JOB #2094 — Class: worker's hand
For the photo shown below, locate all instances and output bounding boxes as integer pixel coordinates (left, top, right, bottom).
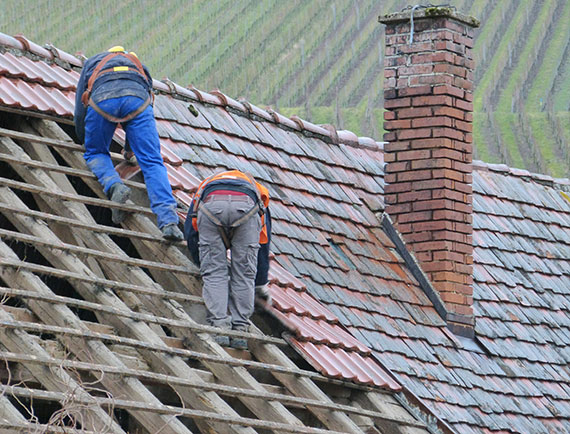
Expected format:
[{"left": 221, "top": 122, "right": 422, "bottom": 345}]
[{"left": 255, "top": 284, "right": 272, "bottom": 306}]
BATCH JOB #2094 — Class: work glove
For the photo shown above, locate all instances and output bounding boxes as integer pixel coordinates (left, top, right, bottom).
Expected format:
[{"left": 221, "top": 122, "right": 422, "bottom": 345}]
[{"left": 255, "top": 284, "right": 272, "bottom": 306}]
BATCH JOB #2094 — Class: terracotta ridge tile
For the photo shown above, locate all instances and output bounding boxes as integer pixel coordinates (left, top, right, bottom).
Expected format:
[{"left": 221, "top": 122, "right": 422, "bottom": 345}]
[
  {"left": 473, "top": 159, "right": 570, "bottom": 189},
  {"left": 210, "top": 89, "right": 247, "bottom": 112},
  {"left": 160, "top": 78, "right": 203, "bottom": 102},
  {"left": 152, "top": 79, "right": 170, "bottom": 93},
  {"left": 289, "top": 114, "right": 330, "bottom": 137},
  {"left": 1, "top": 33, "right": 82, "bottom": 70},
  {"left": 0, "top": 32, "right": 26, "bottom": 51},
  {"left": 43, "top": 43, "right": 82, "bottom": 67},
  {"left": 266, "top": 107, "right": 301, "bottom": 131},
  {"left": 186, "top": 84, "right": 204, "bottom": 102},
  {"left": 237, "top": 98, "right": 274, "bottom": 122},
  {"left": 189, "top": 87, "right": 220, "bottom": 105},
  {"left": 13, "top": 35, "right": 53, "bottom": 60},
  {"left": 357, "top": 136, "right": 378, "bottom": 149}
]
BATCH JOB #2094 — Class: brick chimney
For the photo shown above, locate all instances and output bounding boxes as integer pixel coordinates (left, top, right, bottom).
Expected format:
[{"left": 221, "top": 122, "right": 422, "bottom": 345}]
[{"left": 379, "top": 7, "right": 479, "bottom": 337}]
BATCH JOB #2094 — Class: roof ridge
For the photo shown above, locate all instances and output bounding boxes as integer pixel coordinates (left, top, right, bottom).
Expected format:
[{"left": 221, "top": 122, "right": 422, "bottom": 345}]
[
  {"left": 0, "top": 32, "right": 83, "bottom": 68},
  {"left": 0, "top": 32, "right": 383, "bottom": 152},
  {"left": 473, "top": 159, "right": 570, "bottom": 190}
]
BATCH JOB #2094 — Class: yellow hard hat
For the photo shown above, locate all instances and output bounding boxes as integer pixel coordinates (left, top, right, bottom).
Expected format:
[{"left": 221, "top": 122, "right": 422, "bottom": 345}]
[{"left": 108, "top": 45, "right": 126, "bottom": 53}]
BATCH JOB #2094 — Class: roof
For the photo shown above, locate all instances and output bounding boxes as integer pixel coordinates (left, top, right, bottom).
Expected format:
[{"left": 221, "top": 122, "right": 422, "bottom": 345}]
[
  {"left": 0, "top": 33, "right": 435, "bottom": 433},
  {"left": 1, "top": 31, "right": 568, "bottom": 434}
]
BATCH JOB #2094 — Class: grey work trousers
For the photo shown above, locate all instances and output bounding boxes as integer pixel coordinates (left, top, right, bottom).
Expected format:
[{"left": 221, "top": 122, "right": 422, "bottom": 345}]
[{"left": 197, "top": 193, "right": 261, "bottom": 330}]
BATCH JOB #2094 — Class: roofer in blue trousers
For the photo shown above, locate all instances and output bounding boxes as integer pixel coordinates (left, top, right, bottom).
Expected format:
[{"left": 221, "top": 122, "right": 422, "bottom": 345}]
[
  {"left": 74, "top": 46, "right": 183, "bottom": 241},
  {"left": 184, "top": 170, "right": 272, "bottom": 350}
]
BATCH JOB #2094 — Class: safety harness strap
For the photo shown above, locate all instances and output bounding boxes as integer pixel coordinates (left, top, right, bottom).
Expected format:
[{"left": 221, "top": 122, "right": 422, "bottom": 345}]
[
  {"left": 81, "top": 51, "right": 152, "bottom": 123},
  {"left": 88, "top": 96, "right": 151, "bottom": 124},
  {"left": 198, "top": 200, "right": 262, "bottom": 249}
]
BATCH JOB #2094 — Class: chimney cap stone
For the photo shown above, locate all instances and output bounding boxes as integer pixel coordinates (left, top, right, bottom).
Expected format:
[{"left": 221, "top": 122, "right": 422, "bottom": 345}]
[{"left": 379, "top": 6, "right": 480, "bottom": 28}]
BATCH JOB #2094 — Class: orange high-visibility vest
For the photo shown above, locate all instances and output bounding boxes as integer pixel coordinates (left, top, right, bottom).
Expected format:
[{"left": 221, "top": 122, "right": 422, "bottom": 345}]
[{"left": 191, "top": 170, "right": 270, "bottom": 244}]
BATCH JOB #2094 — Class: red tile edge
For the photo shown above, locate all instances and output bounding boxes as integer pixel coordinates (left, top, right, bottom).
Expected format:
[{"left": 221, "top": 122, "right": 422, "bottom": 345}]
[{"left": 289, "top": 338, "right": 401, "bottom": 390}]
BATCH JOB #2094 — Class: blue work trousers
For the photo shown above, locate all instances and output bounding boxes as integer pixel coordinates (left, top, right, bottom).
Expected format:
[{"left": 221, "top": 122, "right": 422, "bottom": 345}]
[{"left": 84, "top": 96, "right": 178, "bottom": 228}]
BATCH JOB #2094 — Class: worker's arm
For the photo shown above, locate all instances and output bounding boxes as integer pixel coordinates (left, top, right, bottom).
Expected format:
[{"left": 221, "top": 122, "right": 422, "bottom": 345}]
[
  {"left": 74, "top": 68, "right": 88, "bottom": 143},
  {"left": 74, "top": 55, "right": 100, "bottom": 143},
  {"left": 255, "top": 208, "right": 271, "bottom": 287},
  {"left": 184, "top": 203, "right": 201, "bottom": 266}
]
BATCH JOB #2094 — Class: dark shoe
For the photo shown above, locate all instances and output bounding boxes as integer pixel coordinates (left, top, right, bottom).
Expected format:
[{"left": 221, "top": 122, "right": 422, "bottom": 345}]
[
  {"left": 214, "top": 335, "right": 230, "bottom": 347},
  {"left": 108, "top": 183, "right": 131, "bottom": 224},
  {"left": 230, "top": 337, "right": 248, "bottom": 350},
  {"left": 161, "top": 223, "right": 184, "bottom": 241},
  {"left": 123, "top": 149, "right": 137, "bottom": 165},
  {"left": 230, "top": 326, "right": 249, "bottom": 350}
]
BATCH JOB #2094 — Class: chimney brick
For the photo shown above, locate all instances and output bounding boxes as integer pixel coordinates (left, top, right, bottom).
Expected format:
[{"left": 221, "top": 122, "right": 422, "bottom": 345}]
[{"left": 380, "top": 7, "right": 479, "bottom": 337}]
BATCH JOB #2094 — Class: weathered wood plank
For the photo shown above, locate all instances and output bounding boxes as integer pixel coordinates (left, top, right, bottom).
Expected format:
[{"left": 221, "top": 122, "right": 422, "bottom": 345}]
[
  {"left": 1, "top": 385, "right": 347, "bottom": 434},
  {"left": 0, "top": 395, "right": 29, "bottom": 427},
  {"left": 31, "top": 119, "right": 202, "bottom": 309},
  {"left": 0, "top": 309, "right": 126, "bottom": 433},
  {"left": 0, "top": 286, "right": 285, "bottom": 346},
  {"left": 0, "top": 190, "right": 251, "bottom": 434},
  {"left": 19, "top": 122, "right": 311, "bottom": 429},
  {"left": 10, "top": 119, "right": 109, "bottom": 281},
  {"left": 0, "top": 317, "right": 324, "bottom": 378},
  {"left": 0, "top": 226, "right": 194, "bottom": 275},
  {"left": 250, "top": 340, "right": 366, "bottom": 433},
  {"left": 0, "top": 149, "right": 143, "bottom": 189},
  {"left": 0, "top": 243, "right": 195, "bottom": 434},
  {"left": 0, "top": 174, "right": 153, "bottom": 216},
  {"left": 0, "top": 421, "right": 102, "bottom": 434},
  {"left": 0, "top": 201, "right": 171, "bottom": 244},
  {"left": 0, "top": 126, "right": 120, "bottom": 160},
  {"left": 0, "top": 349, "right": 423, "bottom": 423},
  {"left": 0, "top": 258, "right": 201, "bottom": 305}
]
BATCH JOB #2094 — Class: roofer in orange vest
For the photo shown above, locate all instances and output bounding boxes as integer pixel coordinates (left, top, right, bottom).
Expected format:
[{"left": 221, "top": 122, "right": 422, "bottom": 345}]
[
  {"left": 184, "top": 170, "right": 272, "bottom": 349},
  {"left": 74, "top": 46, "right": 183, "bottom": 241}
]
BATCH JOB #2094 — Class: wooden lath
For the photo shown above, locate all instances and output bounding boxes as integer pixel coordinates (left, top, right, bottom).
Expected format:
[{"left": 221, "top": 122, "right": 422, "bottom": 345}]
[
  {"left": 0, "top": 385, "right": 345, "bottom": 434},
  {"left": 0, "top": 201, "right": 173, "bottom": 244},
  {"left": 13, "top": 120, "right": 359, "bottom": 431},
  {"left": 0, "top": 286, "right": 285, "bottom": 347},
  {"left": 0, "top": 119, "right": 428, "bottom": 433},
  {"left": 0, "top": 309, "right": 127, "bottom": 433},
  {"left": 0, "top": 349, "right": 424, "bottom": 427},
  {"left": 0, "top": 137, "right": 253, "bottom": 433},
  {"left": 0, "top": 226, "right": 193, "bottom": 275}
]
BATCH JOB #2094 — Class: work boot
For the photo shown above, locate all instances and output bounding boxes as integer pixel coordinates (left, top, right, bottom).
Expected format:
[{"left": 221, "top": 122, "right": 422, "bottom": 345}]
[
  {"left": 161, "top": 223, "right": 184, "bottom": 241},
  {"left": 123, "top": 149, "right": 137, "bottom": 165},
  {"left": 108, "top": 183, "right": 131, "bottom": 224},
  {"left": 212, "top": 325, "right": 230, "bottom": 347},
  {"left": 214, "top": 334, "right": 230, "bottom": 347},
  {"left": 230, "top": 327, "right": 249, "bottom": 350}
]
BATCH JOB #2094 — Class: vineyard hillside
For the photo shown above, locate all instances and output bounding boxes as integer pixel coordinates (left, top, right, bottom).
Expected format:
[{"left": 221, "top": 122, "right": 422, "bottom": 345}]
[{"left": 2, "top": 0, "right": 569, "bottom": 177}]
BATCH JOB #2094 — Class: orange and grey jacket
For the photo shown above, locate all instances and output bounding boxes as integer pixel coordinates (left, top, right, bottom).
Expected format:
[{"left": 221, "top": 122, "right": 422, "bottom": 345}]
[{"left": 190, "top": 170, "right": 270, "bottom": 244}]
